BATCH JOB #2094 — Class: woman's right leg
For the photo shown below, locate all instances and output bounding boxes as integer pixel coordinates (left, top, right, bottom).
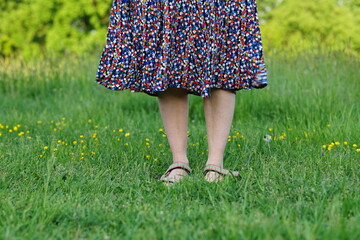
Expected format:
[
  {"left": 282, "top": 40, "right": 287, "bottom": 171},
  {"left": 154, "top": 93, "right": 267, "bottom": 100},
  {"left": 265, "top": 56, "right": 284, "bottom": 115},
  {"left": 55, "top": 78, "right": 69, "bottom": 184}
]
[{"left": 157, "top": 87, "right": 189, "bottom": 180}]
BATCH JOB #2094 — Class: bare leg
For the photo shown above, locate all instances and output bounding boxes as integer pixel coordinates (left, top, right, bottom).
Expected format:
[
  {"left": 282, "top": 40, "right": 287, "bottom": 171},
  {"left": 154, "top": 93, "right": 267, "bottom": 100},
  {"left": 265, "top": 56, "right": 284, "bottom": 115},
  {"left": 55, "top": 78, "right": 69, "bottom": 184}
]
[
  {"left": 203, "top": 88, "right": 236, "bottom": 182},
  {"left": 157, "top": 87, "right": 189, "bottom": 181}
]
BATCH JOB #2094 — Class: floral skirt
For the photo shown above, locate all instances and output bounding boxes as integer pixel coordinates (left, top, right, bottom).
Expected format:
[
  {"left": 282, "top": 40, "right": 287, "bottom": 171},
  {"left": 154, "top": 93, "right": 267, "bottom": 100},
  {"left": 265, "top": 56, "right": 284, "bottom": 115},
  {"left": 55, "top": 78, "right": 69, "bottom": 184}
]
[{"left": 96, "top": 0, "right": 268, "bottom": 98}]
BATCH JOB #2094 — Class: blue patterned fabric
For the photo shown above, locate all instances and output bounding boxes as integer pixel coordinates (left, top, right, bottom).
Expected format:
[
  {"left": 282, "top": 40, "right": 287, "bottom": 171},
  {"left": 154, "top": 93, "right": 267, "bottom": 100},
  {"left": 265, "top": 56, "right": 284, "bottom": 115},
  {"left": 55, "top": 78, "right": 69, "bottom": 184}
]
[{"left": 96, "top": 0, "right": 268, "bottom": 98}]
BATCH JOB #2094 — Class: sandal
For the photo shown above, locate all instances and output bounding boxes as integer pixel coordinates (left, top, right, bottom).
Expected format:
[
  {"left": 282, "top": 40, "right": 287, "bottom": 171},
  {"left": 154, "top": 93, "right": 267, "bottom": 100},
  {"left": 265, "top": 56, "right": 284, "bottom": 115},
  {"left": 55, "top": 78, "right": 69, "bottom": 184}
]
[
  {"left": 159, "top": 162, "right": 192, "bottom": 184},
  {"left": 203, "top": 164, "right": 240, "bottom": 182}
]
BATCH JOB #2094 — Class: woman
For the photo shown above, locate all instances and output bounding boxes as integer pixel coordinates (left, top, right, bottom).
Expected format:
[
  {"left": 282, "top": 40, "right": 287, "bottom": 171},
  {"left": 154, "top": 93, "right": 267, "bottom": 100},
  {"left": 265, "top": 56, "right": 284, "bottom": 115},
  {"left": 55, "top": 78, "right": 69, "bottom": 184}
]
[{"left": 96, "top": 0, "right": 268, "bottom": 184}]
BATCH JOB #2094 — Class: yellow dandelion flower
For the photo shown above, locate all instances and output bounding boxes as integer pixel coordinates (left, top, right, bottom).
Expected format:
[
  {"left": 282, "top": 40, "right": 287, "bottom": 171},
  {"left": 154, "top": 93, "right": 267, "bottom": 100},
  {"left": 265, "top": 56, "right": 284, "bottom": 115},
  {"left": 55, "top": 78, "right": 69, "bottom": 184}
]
[
  {"left": 88, "top": 119, "right": 92, "bottom": 123},
  {"left": 353, "top": 144, "right": 358, "bottom": 147},
  {"left": 322, "top": 145, "right": 327, "bottom": 148},
  {"left": 27, "top": 136, "right": 31, "bottom": 139},
  {"left": 159, "top": 128, "right": 164, "bottom": 132},
  {"left": 112, "top": 130, "right": 116, "bottom": 133},
  {"left": 117, "top": 138, "right": 121, "bottom": 141},
  {"left": 82, "top": 146, "right": 87, "bottom": 149},
  {"left": 73, "top": 141, "right": 77, "bottom": 144},
  {"left": 335, "top": 142, "right": 340, "bottom": 146},
  {"left": 237, "top": 144, "right": 241, "bottom": 148},
  {"left": 154, "top": 158, "right": 158, "bottom": 162},
  {"left": 227, "top": 138, "right": 231, "bottom": 142},
  {"left": 145, "top": 155, "right": 150, "bottom": 159},
  {"left": 50, "top": 120, "right": 54, "bottom": 124},
  {"left": 91, "top": 152, "right": 96, "bottom": 155},
  {"left": 118, "top": 129, "right": 124, "bottom": 132},
  {"left": 356, "top": 149, "right": 360, "bottom": 153},
  {"left": 26, "top": 130, "right": 30, "bottom": 134},
  {"left": 268, "top": 128, "right": 273, "bottom": 131},
  {"left": 37, "top": 121, "right": 42, "bottom": 124},
  {"left": 0, "top": 133, "right": 2, "bottom": 137},
  {"left": 53, "top": 128, "right": 57, "bottom": 132},
  {"left": 80, "top": 140, "right": 85, "bottom": 143},
  {"left": 79, "top": 135, "right": 84, "bottom": 138},
  {"left": 124, "top": 143, "right": 129, "bottom": 146},
  {"left": 44, "top": 146, "right": 49, "bottom": 150},
  {"left": 80, "top": 157, "right": 84, "bottom": 160},
  {"left": 13, "top": 126, "right": 18, "bottom": 131},
  {"left": 327, "top": 147, "right": 332, "bottom": 151},
  {"left": 55, "top": 122, "right": 61, "bottom": 126},
  {"left": 329, "top": 143, "right": 335, "bottom": 147},
  {"left": 344, "top": 142, "right": 348, "bottom": 145},
  {"left": 0, "top": 124, "right": 4, "bottom": 129},
  {"left": 201, "top": 152, "right": 205, "bottom": 155},
  {"left": 94, "top": 125, "right": 99, "bottom": 129},
  {"left": 304, "top": 132, "right": 309, "bottom": 138},
  {"left": 162, "top": 134, "right": 167, "bottom": 137},
  {"left": 39, "top": 155, "right": 43, "bottom": 158},
  {"left": 9, "top": 129, "right": 13, "bottom": 133},
  {"left": 158, "top": 144, "right": 163, "bottom": 147},
  {"left": 146, "top": 142, "right": 150, "bottom": 146},
  {"left": 145, "top": 138, "right": 150, "bottom": 141},
  {"left": 124, "top": 132, "right": 131, "bottom": 137},
  {"left": 5, "top": 125, "right": 9, "bottom": 128},
  {"left": 81, "top": 153, "right": 85, "bottom": 156},
  {"left": 53, "top": 148, "right": 58, "bottom": 152},
  {"left": 18, "top": 132, "right": 25, "bottom": 136}
]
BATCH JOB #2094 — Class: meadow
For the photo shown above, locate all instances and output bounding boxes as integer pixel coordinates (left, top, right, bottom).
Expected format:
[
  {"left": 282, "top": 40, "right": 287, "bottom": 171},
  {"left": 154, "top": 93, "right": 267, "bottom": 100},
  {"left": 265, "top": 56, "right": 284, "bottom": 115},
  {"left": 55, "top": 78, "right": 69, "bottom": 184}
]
[{"left": 0, "top": 50, "right": 359, "bottom": 239}]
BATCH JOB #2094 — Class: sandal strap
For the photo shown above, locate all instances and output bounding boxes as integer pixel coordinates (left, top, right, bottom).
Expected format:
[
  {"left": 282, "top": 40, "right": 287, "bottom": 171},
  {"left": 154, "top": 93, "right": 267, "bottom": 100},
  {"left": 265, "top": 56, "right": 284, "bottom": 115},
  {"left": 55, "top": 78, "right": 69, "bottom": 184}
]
[
  {"left": 204, "top": 164, "right": 240, "bottom": 177},
  {"left": 160, "top": 162, "right": 192, "bottom": 180}
]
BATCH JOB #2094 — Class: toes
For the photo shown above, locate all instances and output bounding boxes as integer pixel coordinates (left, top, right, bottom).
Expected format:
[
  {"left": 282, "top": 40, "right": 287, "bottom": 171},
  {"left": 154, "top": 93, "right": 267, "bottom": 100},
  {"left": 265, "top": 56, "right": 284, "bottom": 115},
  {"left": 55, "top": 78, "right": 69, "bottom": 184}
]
[
  {"left": 205, "top": 171, "right": 223, "bottom": 182},
  {"left": 168, "top": 168, "right": 188, "bottom": 181}
]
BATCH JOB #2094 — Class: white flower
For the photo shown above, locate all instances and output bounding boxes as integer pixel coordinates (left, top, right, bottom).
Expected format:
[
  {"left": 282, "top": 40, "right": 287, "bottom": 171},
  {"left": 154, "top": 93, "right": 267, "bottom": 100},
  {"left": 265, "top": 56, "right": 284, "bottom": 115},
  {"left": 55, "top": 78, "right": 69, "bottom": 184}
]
[{"left": 263, "top": 134, "right": 272, "bottom": 142}]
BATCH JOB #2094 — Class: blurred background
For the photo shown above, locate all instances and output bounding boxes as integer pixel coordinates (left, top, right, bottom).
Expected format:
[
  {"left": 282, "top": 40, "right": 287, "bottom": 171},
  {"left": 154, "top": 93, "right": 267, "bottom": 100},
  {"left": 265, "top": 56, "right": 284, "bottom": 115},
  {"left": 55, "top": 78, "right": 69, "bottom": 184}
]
[
  {"left": 0, "top": 2, "right": 359, "bottom": 238},
  {"left": 0, "top": 0, "right": 359, "bottom": 58}
]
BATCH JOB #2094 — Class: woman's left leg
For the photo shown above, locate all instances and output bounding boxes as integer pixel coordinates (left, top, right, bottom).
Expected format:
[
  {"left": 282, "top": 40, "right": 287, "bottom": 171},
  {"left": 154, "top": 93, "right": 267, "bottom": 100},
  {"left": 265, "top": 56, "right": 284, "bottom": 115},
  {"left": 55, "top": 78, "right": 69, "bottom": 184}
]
[{"left": 203, "top": 88, "right": 236, "bottom": 182}]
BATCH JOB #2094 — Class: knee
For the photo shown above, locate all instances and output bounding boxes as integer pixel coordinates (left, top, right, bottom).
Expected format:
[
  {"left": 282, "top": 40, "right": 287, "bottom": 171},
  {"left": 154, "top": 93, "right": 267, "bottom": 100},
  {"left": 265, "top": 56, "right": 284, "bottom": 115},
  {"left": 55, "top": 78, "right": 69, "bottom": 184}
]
[{"left": 211, "top": 88, "right": 236, "bottom": 95}]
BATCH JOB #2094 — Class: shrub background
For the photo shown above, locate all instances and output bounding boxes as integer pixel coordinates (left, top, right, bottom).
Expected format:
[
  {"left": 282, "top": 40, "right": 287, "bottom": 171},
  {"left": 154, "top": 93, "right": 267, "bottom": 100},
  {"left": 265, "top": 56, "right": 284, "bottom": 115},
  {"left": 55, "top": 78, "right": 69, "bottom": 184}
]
[{"left": 0, "top": 0, "right": 359, "bottom": 58}]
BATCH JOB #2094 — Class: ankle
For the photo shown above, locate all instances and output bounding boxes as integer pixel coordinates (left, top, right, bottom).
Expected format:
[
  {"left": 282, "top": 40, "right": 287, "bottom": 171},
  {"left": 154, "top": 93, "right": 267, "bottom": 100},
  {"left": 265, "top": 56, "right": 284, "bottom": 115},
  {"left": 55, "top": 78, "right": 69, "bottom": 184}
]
[
  {"left": 205, "top": 160, "right": 223, "bottom": 168},
  {"left": 172, "top": 157, "right": 189, "bottom": 165}
]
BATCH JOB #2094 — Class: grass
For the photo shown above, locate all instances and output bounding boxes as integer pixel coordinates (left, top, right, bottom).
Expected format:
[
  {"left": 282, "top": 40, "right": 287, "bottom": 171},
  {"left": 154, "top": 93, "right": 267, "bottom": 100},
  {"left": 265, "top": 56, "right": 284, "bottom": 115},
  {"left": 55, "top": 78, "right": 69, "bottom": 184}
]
[{"left": 0, "top": 50, "right": 359, "bottom": 239}]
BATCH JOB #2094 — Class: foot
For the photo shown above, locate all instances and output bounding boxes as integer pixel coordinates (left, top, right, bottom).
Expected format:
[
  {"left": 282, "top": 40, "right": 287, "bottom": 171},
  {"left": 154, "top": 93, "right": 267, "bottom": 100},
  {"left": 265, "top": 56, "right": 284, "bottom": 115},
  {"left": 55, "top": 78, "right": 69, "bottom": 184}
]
[
  {"left": 203, "top": 164, "right": 240, "bottom": 183},
  {"left": 204, "top": 162, "right": 224, "bottom": 182},
  {"left": 204, "top": 171, "right": 223, "bottom": 182},
  {"left": 160, "top": 162, "right": 191, "bottom": 186},
  {"left": 163, "top": 168, "right": 189, "bottom": 186}
]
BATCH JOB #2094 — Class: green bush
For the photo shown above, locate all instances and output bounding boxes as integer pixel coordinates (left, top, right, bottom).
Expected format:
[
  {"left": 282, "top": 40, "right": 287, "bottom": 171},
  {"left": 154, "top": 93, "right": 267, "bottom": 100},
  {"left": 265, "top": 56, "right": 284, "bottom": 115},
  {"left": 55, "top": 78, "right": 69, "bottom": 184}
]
[
  {"left": 0, "top": 0, "right": 359, "bottom": 58},
  {"left": 261, "top": 0, "right": 360, "bottom": 55},
  {"left": 0, "top": 0, "right": 112, "bottom": 58}
]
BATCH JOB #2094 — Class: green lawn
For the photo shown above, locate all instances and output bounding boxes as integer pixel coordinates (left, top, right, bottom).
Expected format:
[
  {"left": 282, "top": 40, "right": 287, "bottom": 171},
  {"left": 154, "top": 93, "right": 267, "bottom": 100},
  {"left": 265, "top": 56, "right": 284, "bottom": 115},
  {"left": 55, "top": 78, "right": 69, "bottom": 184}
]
[{"left": 0, "top": 51, "right": 359, "bottom": 239}]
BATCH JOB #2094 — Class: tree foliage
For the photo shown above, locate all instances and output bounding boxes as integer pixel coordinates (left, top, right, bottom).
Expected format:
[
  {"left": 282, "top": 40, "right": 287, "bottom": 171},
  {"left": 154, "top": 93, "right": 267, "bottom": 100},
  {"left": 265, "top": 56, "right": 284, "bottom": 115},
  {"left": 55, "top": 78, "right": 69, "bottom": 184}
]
[
  {"left": 260, "top": 0, "right": 360, "bottom": 54},
  {"left": 0, "top": 0, "right": 113, "bottom": 57},
  {"left": 0, "top": 0, "right": 359, "bottom": 58}
]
